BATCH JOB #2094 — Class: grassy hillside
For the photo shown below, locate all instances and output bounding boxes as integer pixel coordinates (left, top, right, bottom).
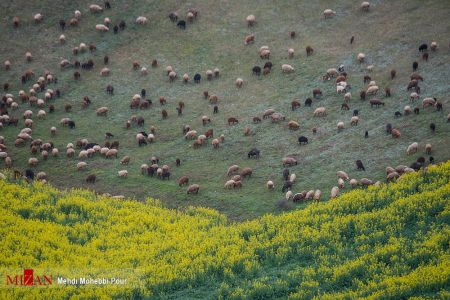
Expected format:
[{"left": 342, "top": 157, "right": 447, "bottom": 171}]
[
  {"left": 0, "top": 0, "right": 449, "bottom": 220},
  {"left": 0, "top": 161, "right": 449, "bottom": 299}
]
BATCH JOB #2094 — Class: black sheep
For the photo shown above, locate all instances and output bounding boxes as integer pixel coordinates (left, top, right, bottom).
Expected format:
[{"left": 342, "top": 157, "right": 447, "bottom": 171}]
[
  {"left": 282, "top": 168, "right": 290, "bottom": 181},
  {"left": 68, "top": 120, "right": 75, "bottom": 129},
  {"left": 298, "top": 136, "right": 308, "bottom": 145},
  {"left": 418, "top": 43, "right": 428, "bottom": 52},
  {"left": 430, "top": 123, "right": 436, "bottom": 133},
  {"left": 281, "top": 181, "right": 293, "bottom": 193},
  {"left": 252, "top": 66, "right": 261, "bottom": 76},
  {"left": 304, "top": 98, "right": 312, "bottom": 107},
  {"left": 177, "top": 20, "right": 186, "bottom": 29},
  {"left": 356, "top": 160, "right": 365, "bottom": 171},
  {"left": 248, "top": 148, "right": 260, "bottom": 159},
  {"left": 194, "top": 73, "right": 201, "bottom": 83}
]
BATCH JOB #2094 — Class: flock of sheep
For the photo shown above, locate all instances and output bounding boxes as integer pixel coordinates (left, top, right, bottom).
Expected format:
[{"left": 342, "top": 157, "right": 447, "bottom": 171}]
[{"left": 0, "top": 1, "right": 448, "bottom": 203}]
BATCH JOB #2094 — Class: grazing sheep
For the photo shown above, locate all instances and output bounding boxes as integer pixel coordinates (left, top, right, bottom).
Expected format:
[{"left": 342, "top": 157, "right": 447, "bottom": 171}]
[
  {"left": 430, "top": 42, "right": 437, "bottom": 51},
  {"left": 330, "top": 186, "right": 339, "bottom": 198},
  {"left": 425, "top": 144, "right": 432, "bottom": 155},
  {"left": 86, "top": 174, "right": 96, "bottom": 183},
  {"left": 120, "top": 155, "right": 130, "bottom": 165},
  {"left": 313, "top": 190, "right": 322, "bottom": 202},
  {"left": 136, "top": 16, "right": 148, "bottom": 24},
  {"left": 313, "top": 107, "right": 326, "bottom": 117},
  {"left": 337, "top": 171, "right": 349, "bottom": 181},
  {"left": 288, "top": 120, "right": 300, "bottom": 130},
  {"left": 289, "top": 173, "right": 296, "bottom": 183},
  {"left": 25, "top": 52, "right": 32, "bottom": 62},
  {"left": 90, "top": 4, "right": 103, "bottom": 13},
  {"left": 391, "top": 128, "right": 401, "bottom": 138},
  {"left": 344, "top": 92, "right": 352, "bottom": 102},
  {"left": 96, "top": 24, "right": 109, "bottom": 32},
  {"left": 212, "top": 138, "right": 220, "bottom": 149},
  {"left": 178, "top": 176, "right": 189, "bottom": 186},
  {"left": 246, "top": 14, "right": 256, "bottom": 26},
  {"left": 323, "top": 9, "right": 336, "bottom": 18},
  {"left": 227, "top": 165, "right": 239, "bottom": 176},
  {"left": 235, "top": 78, "right": 244, "bottom": 88},
  {"left": 338, "top": 178, "right": 345, "bottom": 189},
  {"left": 360, "top": 178, "right": 373, "bottom": 186},
  {"left": 285, "top": 191, "right": 294, "bottom": 201},
  {"left": 361, "top": 2, "right": 370, "bottom": 11},
  {"left": 224, "top": 180, "right": 236, "bottom": 189},
  {"left": 357, "top": 53, "right": 365, "bottom": 63},
  {"left": 118, "top": 170, "right": 128, "bottom": 177},
  {"left": 288, "top": 48, "right": 294, "bottom": 58},
  {"left": 185, "top": 130, "right": 198, "bottom": 140},
  {"left": 141, "top": 67, "right": 148, "bottom": 76},
  {"left": 34, "top": 13, "right": 43, "bottom": 23},
  {"left": 187, "top": 184, "right": 200, "bottom": 194},
  {"left": 366, "top": 85, "right": 379, "bottom": 95},
  {"left": 28, "top": 157, "right": 39, "bottom": 167},
  {"left": 96, "top": 106, "right": 109, "bottom": 116},
  {"left": 422, "top": 97, "right": 436, "bottom": 108},
  {"left": 406, "top": 142, "right": 418, "bottom": 155},
  {"left": 243, "top": 34, "right": 255, "bottom": 45},
  {"left": 77, "top": 162, "right": 87, "bottom": 171},
  {"left": 281, "top": 64, "right": 294, "bottom": 73},
  {"left": 100, "top": 67, "right": 110, "bottom": 76},
  {"left": 183, "top": 73, "right": 189, "bottom": 83},
  {"left": 404, "top": 106, "right": 412, "bottom": 115},
  {"left": 282, "top": 157, "right": 297, "bottom": 167},
  {"left": 410, "top": 92, "right": 419, "bottom": 101},
  {"left": 105, "top": 149, "right": 118, "bottom": 158},
  {"left": 168, "top": 71, "right": 177, "bottom": 81},
  {"left": 267, "top": 180, "right": 274, "bottom": 190}
]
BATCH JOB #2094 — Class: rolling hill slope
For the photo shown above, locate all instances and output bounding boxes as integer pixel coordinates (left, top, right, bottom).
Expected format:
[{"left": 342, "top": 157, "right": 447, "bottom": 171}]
[{"left": 0, "top": 0, "right": 449, "bottom": 220}]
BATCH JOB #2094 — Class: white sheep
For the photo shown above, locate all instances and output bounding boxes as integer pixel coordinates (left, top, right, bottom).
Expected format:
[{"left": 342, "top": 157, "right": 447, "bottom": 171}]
[
  {"left": 95, "top": 24, "right": 109, "bottom": 32},
  {"left": 357, "top": 53, "right": 365, "bottom": 63},
  {"left": 406, "top": 142, "right": 418, "bottom": 155},
  {"left": 267, "top": 180, "right": 274, "bottom": 190},
  {"left": 281, "top": 64, "right": 294, "bottom": 73},
  {"left": 37, "top": 110, "right": 46, "bottom": 119},
  {"left": 337, "top": 171, "right": 349, "bottom": 181},
  {"left": 34, "top": 13, "right": 43, "bottom": 23},
  {"left": 74, "top": 10, "right": 82, "bottom": 19},
  {"left": 361, "top": 2, "right": 370, "bottom": 11},
  {"left": 313, "top": 107, "right": 326, "bottom": 117},
  {"left": 351, "top": 116, "right": 359, "bottom": 126},
  {"left": 100, "top": 67, "right": 110, "bottom": 76},
  {"left": 323, "top": 9, "right": 336, "bottom": 18},
  {"left": 235, "top": 78, "right": 244, "bottom": 88},
  {"left": 330, "top": 186, "right": 339, "bottom": 198},
  {"left": 77, "top": 162, "right": 87, "bottom": 170},
  {"left": 285, "top": 191, "right": 293, "bottom": 200},
  {"left": 289, "top": 173, "right": 296, "bottom": 183},
  {"left": 288, "top": 48, "right": 294, "bottom": 59},
  {"left": 118, "top": 170, "right": 128, "bottom": 177},
  {"left": 246, "top": 14, "right": 256, "bottom": 26},
  {"left": 136, "top": 16, "right": 148, "bottom": 24},
  {"left": 338, "top": 178, "right": 345, "bottom": 189},
  {"left": 337, "top": 121, "right": 345, "bottom": 131},
  {"left": 344, "top": 92, "right": 352, "bottom": 102},
  {"left": 59, "top": 34, "right": 66, "bottom": 44},
  {"left": 89, "top": 4, "right": 103, "bottom": 13}
]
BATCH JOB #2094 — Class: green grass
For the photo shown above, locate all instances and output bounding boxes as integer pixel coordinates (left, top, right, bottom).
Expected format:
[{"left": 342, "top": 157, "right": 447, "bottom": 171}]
[{"left": 0, "top": 0, "right": 449, "bottom": 221}]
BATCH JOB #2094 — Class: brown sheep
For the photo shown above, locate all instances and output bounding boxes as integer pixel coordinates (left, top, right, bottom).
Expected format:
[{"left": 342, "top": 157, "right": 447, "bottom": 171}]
[
  {"left": 228, "top": 117, "right": 239, "bottom": 125},
  {"left": 306, "top": 46, "right": 314, "bottom": 56},
  {"left": 245, "top": 34, "right": 255, "bottom": 45},
  {"left": 187, "top": 184, "right": 199, "bottom": 194},
  {"left": 282, "top": 157, "right": 297, "bottom": 167},
  {"left": 288, "top": 121, "right": 300, "bottom": 130},
  {"left": 178, "top": 176, "right": 189, "bottom": 186},
  {"left": 120, "top": 156, "right": 130, "bottom": 165},
  {"left": 240, "top": 167, "right": 252, "bottom": 178},
  {"left": 391, "top": 128, "right": 401, "bottom": 138}
]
